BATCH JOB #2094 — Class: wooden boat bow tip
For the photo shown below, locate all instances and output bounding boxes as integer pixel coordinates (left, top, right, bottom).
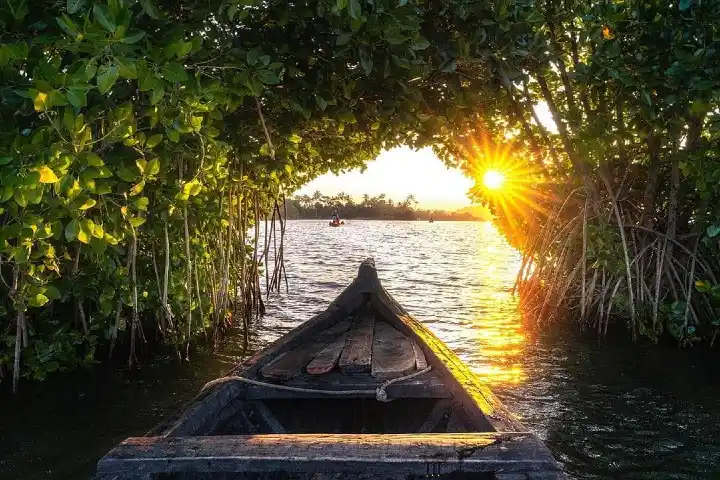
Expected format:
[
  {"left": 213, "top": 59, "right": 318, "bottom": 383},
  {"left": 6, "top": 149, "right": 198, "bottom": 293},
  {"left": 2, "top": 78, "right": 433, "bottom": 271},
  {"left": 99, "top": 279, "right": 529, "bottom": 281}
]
[{"left": 356, "top": 257, "right": 381, "bottom": 294}]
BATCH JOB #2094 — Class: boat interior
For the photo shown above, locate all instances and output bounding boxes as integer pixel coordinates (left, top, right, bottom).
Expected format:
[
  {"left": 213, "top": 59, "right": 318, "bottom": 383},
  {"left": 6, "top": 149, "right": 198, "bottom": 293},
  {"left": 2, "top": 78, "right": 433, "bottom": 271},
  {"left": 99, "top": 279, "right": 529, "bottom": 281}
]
[
  {"left": 95, "top": 261, "right": 564, "bottom": 480},
  {"left": 201, "top": 299, "right": 485, "bottom": 436}
]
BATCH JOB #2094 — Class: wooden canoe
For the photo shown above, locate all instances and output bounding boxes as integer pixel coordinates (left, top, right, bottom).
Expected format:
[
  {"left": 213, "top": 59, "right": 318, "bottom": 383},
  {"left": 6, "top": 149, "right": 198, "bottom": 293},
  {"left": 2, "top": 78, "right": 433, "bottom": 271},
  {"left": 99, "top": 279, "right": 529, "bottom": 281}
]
[{"left": 95, "top": 258, "right": 566, "bottom": 479}]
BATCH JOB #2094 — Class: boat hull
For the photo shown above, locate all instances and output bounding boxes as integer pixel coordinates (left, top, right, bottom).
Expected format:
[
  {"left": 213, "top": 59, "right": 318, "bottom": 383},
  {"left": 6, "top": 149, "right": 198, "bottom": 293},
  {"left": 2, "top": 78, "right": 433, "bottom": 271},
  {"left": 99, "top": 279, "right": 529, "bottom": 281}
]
[{"left": 95, "top": 259, "right": 566, "bottom": 479}]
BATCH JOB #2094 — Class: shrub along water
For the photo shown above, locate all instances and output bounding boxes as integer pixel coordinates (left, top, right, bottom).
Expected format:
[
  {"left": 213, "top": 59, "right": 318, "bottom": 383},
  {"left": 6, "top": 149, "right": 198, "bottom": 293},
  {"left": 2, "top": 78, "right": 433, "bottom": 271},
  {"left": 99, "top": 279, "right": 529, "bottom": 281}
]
[{"left": 434, "top": 0, "right": 720, "bottom": 345}]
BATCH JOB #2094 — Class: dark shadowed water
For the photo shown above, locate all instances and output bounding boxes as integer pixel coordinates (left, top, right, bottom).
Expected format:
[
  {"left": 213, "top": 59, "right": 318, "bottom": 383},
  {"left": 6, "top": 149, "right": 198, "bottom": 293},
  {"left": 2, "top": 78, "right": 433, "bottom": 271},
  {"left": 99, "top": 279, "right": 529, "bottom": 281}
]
[{"left": 2, "top": 220, "right": 720, "bottom": 479}]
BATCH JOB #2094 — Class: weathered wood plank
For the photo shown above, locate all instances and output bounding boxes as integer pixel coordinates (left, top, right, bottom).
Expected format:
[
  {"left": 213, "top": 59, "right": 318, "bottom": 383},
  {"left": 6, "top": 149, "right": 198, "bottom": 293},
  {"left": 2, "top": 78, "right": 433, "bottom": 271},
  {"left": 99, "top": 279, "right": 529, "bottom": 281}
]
[
  {"left": 418, "top": 400, "right": 450, "bottom": 433},
  {"left": 526, "top": 472, "right": 567, "bottom": 479},
  {"left": 307, "top": 332, "right": 348, "bottom": 375},
  {"left": 371, "top": 322, "right": 416, "bottom": 380},
  {"left": 339, "top": 306, "right": 375, "bottom": 374},
  {"left": 261, "top": 321, "right": 351, "bottom": 381},
  {"left": 97, "top": 433, "right": 562, "bottom": 476},
  {"left": 157, "top": 381, "right": 242, "bottom": 437},
  {"left": 228, "top": 272, "right": 371, "bottom": 379},
  {"left": 411, "top": 339, "right": 428, "bottom": 370},
  {"left": 235, "top": 371, "right": 449, "bottom": 399},
  {"left": 247, "top": 401, "right": 286, "bottom": 433},
  {"left": 372, "top": 285, "right": 525, "bottom": 433}
]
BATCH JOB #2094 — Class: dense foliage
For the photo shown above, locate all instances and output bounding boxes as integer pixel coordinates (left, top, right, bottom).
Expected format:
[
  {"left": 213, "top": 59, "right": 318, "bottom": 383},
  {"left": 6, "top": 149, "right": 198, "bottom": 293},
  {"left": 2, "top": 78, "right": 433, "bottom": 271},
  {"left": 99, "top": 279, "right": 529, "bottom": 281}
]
[{"left": 287, "top": 192, "right": 485, "bottom": 221}]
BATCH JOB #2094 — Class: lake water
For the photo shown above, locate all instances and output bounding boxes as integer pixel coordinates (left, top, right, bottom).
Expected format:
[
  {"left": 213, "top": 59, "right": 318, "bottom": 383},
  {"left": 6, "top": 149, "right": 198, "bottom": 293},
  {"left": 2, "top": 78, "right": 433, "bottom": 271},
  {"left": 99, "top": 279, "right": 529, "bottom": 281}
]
[{"left": 2, "top": 220, "right": 720, "bottom": 479}]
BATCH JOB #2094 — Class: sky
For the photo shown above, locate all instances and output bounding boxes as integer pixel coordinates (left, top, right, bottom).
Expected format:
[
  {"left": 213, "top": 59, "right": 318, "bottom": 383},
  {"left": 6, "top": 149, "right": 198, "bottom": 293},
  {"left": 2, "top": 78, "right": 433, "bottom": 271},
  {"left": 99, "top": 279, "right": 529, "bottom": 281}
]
[
  {"left": 295, "top": 146, "right": 474, "bottom": 210},
  {"left": 293, "top": 102, "right": 557, "bottom": 210}
]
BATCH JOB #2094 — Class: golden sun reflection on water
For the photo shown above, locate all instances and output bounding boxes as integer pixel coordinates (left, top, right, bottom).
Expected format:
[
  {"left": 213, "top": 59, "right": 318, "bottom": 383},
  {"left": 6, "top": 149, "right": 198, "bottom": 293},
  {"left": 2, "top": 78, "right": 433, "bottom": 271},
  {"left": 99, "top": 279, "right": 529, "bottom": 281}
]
[{"left": 467, "top": 226, "right": 526, "bottom": 386}]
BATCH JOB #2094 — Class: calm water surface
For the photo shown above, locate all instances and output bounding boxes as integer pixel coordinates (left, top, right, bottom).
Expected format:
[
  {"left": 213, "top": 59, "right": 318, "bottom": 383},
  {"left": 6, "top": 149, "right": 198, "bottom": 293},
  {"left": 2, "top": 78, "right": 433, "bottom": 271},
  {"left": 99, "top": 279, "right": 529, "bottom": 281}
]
[{"left": 2, "top": 220, "right": 720, "bottom": 479}]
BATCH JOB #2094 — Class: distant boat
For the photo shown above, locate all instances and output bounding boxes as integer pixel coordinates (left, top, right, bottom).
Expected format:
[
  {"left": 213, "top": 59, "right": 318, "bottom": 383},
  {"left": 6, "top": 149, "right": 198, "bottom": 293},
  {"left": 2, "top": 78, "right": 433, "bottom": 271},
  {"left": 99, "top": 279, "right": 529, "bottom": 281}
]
[
  {"left": 94, "top": 259, "right": 566, "bottom": 479},
  {"left": 329, "top": 221, "right": 345, "bottom": 227}
]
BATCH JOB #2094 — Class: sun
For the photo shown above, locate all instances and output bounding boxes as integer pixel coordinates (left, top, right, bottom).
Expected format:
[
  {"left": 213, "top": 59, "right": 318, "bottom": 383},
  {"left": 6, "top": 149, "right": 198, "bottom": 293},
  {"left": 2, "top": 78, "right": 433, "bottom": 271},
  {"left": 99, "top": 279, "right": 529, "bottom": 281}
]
[{"left": 483, "top": 170, "right": 505, "bottom": 190}]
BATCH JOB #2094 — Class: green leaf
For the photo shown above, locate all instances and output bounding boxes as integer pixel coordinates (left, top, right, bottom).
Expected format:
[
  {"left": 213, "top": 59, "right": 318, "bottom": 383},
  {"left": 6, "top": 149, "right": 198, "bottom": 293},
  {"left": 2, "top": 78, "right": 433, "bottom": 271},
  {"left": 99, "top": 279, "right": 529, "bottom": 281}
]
[
  {"left": 0, "top": 156, "right": 11, "bottom": 165},
  {"left": 93, "top": 4, "right": 116, "bottom": 32},
  {"left": 247, "top": 48, "right": 262, "bottom": 66},
  {"left": 57, "top": 15, "right": 79, "bottom": 38},
  {"left": 348, "top": 0, "right": 361, "bottom": 20},
  {"left": 150, "top": 86, "right": 165, "bottom": 105},
  {"left": 257, "top": 70, "right": 280, "bottom": 85},
  {"left": 28, "top": 293, "right": 49, "bottom": 308},
  {"left": 360, "top": 51, "right": 373, "bottom": 76},
  {"left": 288, "top": 134, "right": 302, "bottom": 144},
  {"left": 83, "top": 152, "right": 104, "bottom": 166},
  {"left": 116, "top": 57, "right": 138, "bottom": 79},
  {"left": 166, "top": 128, "right": 180, "bottom": 143},
  {"left": 129, "top": 216, "right": 146, "bottom": 227},
  {"left": 146, "top": 158, "right": 160, "bottom": 175},
  {"left": 66, "top": 88, "right": 87, "bottom": 108},
  {"left": 695, "top": 280, "right": 711, "bottom": 293},
  {"left": 6, "top": 0, "right": 28, "bottom": 20},
  {"left": 65, "top": 218, "right": 79, "bottom": 241},
  {"left": 161, "top": 63, "right": 188, "bottom": 83},
  {"left": 392, "top": 55, "right": 411, "bottom": 69},
  {"left": 0, "top": 187, "right": 13, "bottom": 203},
  {"left": 146, "top": 134, "right": 163, "bottom": 148},
  {"left": 121, "top": 30, "right": 145, "bottom": 44},
  {"left": 707, "top": 225, "right": 720, "bottom": 238},
  {"left": 116, "top": 168, "right": 137, "bottom": 182},
  {"left": 13, "top": 189, "right": 27, "bottom": 207},
  {"left": 78, "top": 218, "right": 94, "bottom": 244},
  {"left": 97, "top": 63, "right": 119, "bottom": 94},
  {"left": 679, "top": 0, "right": 691, "bottom": 10},
  {"left": 44, "top": 285, "right": 61, "bottom": 300},
  {"left": 336, "top": 32, "right": 352, "bottom": 46},
  {"left": 134, "top": 197, "right": 149, "bottom": 210},
  {"left": 67, "top": 0, "right": 84, "bottom": 14},
  {"left": 79, "top": 198, "right": 96, "bottom": 210},
  {"left": 139, "top": 0, "right": 162, "bottom": 19},
  {"left": 411, "top": 37, "right": 430, "bottom": 50},
  {"left": 129, "top": 179, "right": 145, "bottom": 196}
]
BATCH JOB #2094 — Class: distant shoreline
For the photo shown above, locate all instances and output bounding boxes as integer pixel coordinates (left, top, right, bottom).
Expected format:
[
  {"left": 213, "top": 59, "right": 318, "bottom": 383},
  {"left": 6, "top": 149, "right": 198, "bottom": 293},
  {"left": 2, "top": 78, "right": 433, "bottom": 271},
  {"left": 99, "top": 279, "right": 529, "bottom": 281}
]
[{"left": 286, "top": 217, "right": 491, "bottom": 222}]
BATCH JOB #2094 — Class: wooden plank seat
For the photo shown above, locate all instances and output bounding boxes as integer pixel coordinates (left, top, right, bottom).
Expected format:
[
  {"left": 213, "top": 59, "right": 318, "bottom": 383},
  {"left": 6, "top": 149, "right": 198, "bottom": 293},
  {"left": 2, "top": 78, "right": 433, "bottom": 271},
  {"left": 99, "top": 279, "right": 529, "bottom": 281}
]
[{"left": 97, "top": 433, "right": 563, "bottom": 477}]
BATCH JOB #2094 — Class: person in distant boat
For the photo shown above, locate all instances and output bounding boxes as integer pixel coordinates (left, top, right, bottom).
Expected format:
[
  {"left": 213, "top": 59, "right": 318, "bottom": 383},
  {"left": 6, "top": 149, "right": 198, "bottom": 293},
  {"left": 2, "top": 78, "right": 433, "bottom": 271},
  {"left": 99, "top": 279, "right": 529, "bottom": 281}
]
[{"left": 331, "top": 210, "right": 340, "bottom": 225}]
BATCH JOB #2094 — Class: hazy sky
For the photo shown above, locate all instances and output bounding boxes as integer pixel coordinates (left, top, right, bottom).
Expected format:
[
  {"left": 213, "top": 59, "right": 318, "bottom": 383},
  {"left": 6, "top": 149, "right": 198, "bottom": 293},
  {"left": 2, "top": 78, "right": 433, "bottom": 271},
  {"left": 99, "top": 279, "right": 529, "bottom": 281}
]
[
  {"left": 293, "top": 102, "right": 556, "bottom": 210},
  {"left": 295, "top": 146, "right": 474, "bottom": 210}
]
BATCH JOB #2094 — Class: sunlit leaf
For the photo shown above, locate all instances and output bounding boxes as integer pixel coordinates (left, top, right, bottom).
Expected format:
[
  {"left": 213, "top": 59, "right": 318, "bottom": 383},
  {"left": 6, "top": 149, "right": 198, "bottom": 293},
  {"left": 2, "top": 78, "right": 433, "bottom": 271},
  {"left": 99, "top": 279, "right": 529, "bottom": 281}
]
[
  {"left": 37, "top": 166, "right": 59, "bottom": 183},
  {"left": 79, "top": 198, "right": 96, "bottom": 210},
  {"left": 28, "top": 293, "right": 49, "bottom": 308}
]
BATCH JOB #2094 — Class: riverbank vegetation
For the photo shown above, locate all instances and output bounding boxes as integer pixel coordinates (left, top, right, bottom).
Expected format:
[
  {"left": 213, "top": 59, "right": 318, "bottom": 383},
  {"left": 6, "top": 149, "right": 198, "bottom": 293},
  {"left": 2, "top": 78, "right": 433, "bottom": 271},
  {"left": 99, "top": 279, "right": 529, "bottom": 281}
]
[
  {"left": 1, "top": 0, "right": 717, "bottom": 391},
  {"left": 440, "top": 0, "right": 720, "bottom": 346},
  {"left": 286, "top": 192, "right": 488, "bottom": 221}
]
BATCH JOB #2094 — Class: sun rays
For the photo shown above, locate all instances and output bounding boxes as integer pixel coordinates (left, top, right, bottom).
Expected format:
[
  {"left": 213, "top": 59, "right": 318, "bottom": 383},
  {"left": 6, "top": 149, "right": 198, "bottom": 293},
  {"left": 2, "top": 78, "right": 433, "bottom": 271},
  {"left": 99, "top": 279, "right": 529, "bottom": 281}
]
[{"left": 455, "top": 129, "right": 552, "bottom": 244}]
